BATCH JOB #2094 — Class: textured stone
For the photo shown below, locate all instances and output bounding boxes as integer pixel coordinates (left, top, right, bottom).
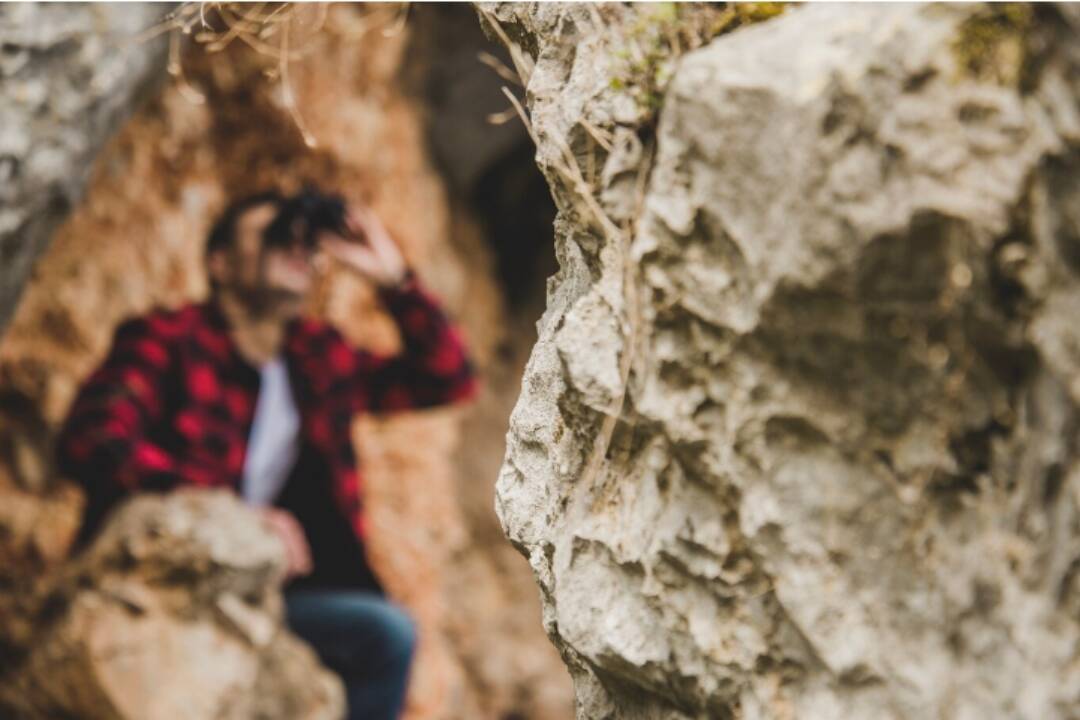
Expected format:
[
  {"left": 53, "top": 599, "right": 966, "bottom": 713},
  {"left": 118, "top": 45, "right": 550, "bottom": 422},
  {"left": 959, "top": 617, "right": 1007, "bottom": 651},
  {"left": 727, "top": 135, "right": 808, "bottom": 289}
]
[
  {"left": 488, "top": 3, "right": 1080, "bottom": 718},
  {"left": 0, "top": 490, "right": 344, "bottom": 720},
  {"left": 0, "top": 3, "right": 172, "bottom": 337}
]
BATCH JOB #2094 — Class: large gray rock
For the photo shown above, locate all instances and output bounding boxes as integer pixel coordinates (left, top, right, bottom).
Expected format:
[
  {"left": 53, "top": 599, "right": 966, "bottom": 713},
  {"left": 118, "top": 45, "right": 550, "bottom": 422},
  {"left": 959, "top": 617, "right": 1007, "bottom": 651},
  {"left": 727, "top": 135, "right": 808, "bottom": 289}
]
[
  {"left": 487, "top": 3, "right": 1080, "bottom": 718},
  {"left": 0, "top": 3, "right": 171, "bottom": 336}
]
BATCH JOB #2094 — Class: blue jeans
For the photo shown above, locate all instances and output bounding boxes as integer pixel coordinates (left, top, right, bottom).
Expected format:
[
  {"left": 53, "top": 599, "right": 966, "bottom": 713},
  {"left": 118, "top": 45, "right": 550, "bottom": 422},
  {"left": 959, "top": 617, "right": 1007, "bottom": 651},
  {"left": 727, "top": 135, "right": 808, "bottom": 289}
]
[{"left": 285, "top": 590, "right": 416, "bottom": 720}]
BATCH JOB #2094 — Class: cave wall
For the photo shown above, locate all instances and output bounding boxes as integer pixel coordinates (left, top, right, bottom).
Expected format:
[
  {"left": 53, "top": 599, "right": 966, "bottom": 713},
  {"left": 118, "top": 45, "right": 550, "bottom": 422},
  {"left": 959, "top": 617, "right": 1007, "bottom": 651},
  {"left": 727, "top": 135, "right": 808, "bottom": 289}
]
[
  {"left": 486, "top": 3, "right": 1080, "bottom": 718},
  {"left": 0, "top": 4, "right": 570, "bottom": 718}
]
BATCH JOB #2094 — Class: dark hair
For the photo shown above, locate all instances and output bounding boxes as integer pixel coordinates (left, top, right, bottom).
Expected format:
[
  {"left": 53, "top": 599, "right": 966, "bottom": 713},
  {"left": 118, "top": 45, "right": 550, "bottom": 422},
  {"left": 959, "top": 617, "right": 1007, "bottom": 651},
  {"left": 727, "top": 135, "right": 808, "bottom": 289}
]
[{"left": 205, "top": 190, "right": 286, "bottom": 257}]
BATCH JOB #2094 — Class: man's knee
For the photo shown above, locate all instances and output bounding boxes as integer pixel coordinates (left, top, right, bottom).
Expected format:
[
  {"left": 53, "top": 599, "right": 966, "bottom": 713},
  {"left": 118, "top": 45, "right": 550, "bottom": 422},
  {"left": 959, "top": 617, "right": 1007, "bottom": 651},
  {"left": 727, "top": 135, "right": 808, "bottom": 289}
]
[
  {"left": 329, "top": 594, "right": 416, "bottom": 671},
  {"left": 371, "top": 601, "right": 416, "bottom": 669},
  {"left": 286, "top": 591, "right": 416, "bottom": 673}
]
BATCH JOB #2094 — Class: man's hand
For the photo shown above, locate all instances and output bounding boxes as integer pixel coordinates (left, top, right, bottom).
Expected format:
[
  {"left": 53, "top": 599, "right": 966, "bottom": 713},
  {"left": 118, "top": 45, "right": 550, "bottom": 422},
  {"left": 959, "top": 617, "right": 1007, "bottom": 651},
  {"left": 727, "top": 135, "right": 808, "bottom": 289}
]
[
  {"left": 260, "top": 508, "right": 313, "bottom": 580},
  {"left": 319, "top": 205, "right": 409, "bottom": 289}
]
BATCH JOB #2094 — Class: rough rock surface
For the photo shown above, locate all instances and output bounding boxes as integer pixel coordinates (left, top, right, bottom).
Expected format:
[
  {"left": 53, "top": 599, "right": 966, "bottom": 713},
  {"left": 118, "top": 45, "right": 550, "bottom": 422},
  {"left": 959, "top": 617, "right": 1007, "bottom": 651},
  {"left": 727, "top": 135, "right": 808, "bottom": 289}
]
[
  {"left": 0, "top": 3, "right": 172, "bottom": 336},
  {"left": 488, "top": 3, "right": 1080, "bottom": 718},
  {"left": 0, "top": 5, "right": 572, "bottom": 718},
  {"left": 0, "top": 490, "right": 344, "bottom": 720}
]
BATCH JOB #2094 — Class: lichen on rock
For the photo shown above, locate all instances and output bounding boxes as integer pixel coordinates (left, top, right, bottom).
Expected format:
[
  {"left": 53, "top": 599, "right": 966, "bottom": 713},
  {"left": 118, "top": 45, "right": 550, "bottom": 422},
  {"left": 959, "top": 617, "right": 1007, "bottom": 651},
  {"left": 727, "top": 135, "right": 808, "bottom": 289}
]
[{"left": 486, "top": 3, "right": 1080, "bottom": 717}]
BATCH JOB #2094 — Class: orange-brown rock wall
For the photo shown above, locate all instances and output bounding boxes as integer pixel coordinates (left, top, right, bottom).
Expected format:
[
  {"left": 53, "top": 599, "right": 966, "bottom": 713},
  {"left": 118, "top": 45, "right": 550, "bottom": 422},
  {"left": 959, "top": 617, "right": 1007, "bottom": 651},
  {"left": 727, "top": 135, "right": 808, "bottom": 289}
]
[{"left": 0, "top": 5, "right": 570, "bottom": 718}]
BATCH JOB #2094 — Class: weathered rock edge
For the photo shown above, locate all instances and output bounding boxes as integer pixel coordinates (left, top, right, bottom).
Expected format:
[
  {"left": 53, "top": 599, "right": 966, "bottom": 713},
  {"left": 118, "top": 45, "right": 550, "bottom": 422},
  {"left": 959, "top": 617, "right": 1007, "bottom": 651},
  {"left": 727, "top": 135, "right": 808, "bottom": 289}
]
[
  {"left": 485, "top": 3, "right": 1080, "bottom": 718},
  {"left": 0, "top": 3, "right": 172, "bottom": 336}
]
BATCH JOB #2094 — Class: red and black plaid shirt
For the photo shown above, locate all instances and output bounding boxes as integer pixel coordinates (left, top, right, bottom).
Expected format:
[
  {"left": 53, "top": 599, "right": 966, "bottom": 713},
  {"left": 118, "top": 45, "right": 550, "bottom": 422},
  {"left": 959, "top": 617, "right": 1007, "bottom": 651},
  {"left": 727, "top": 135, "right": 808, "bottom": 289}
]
[{"left": 57, "top": 272, "right": 477, "bottom": 545}]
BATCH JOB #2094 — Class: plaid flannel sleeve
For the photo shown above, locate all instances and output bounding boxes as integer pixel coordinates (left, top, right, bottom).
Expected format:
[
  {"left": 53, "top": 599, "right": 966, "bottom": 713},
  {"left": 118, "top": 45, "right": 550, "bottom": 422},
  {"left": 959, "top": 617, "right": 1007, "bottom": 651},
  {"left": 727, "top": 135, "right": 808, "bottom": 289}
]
[
  {"left": 56, "top": 316, "right": 184, "bottom": 498},
  {"left": 348, "top": 271, "right": 478, "bottom": 413}
]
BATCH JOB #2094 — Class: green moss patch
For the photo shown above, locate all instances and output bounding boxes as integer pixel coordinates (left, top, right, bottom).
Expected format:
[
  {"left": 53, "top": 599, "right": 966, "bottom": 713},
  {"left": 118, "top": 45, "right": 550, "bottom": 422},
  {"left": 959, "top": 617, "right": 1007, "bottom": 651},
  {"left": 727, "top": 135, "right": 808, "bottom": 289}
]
[
  {"left": 952, "top": 4, "right": 1034, "bottom": 87},
  {"left": 609, "top": 3, "right": 788, "bottom": 124}
]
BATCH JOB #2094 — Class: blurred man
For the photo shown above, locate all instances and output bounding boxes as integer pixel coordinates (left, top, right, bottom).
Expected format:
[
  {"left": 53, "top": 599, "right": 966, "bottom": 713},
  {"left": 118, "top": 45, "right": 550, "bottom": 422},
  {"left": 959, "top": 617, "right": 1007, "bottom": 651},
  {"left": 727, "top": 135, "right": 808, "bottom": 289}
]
[{"left": 57, "top": 189, "right": 478, "bottom": 720}]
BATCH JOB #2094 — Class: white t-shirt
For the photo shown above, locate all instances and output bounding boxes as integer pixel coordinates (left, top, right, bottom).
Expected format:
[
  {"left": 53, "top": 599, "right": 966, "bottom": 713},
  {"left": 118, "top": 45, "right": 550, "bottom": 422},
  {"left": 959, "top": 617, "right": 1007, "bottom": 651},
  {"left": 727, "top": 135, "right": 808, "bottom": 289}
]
[{"left": 241, "top": 356, "right": 301, "bottom": 506}]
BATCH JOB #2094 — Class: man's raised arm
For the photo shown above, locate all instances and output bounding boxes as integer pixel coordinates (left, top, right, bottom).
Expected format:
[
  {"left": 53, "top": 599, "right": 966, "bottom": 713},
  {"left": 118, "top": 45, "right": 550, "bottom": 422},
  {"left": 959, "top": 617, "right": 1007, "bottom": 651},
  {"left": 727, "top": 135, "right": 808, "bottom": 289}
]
[
  {"left": 315, "top": 206, "right": 478, "bottom": 414},
  {"left": 355, "top": 271, "right": 478, "bottom": 412}
]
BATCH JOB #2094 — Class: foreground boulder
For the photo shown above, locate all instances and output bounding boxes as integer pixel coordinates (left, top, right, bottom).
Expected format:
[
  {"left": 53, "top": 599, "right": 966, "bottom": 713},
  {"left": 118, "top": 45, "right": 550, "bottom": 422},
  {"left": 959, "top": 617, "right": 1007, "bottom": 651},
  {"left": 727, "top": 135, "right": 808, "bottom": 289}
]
[
  {"left": 488, "top": 3, "right": 1080, "bottom": 718},
  {"left": 0, "top": 489, "right": 344, "bottom": 720}
]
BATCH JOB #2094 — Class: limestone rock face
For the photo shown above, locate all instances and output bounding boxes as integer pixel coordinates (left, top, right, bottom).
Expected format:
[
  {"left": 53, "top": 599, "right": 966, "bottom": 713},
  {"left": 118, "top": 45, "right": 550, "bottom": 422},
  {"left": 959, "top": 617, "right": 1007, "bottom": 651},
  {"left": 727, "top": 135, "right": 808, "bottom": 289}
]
[
  {"left": 0, "top": 490, "right": 344, "bottom": 720},
  {"left": 489, "top": 3, "right": 1080, "bottom": 718},
  {"left": 0, "top": 3, "right": 171, "bottom": 336}
]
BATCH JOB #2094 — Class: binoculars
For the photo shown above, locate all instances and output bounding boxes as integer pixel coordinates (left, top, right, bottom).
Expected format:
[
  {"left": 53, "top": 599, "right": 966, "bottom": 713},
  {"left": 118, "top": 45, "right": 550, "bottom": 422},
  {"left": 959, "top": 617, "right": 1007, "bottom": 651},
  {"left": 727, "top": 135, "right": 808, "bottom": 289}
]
[{"left": 263, "top": 188, "right": 360, "bottom": 251}]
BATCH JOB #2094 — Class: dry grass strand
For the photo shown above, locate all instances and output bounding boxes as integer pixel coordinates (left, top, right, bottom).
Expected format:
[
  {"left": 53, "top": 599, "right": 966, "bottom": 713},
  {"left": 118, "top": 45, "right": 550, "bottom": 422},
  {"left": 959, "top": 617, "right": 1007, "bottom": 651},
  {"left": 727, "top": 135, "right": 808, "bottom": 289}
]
[{"left": 136, "top": 2, "right": 407, "bottom": 148}]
